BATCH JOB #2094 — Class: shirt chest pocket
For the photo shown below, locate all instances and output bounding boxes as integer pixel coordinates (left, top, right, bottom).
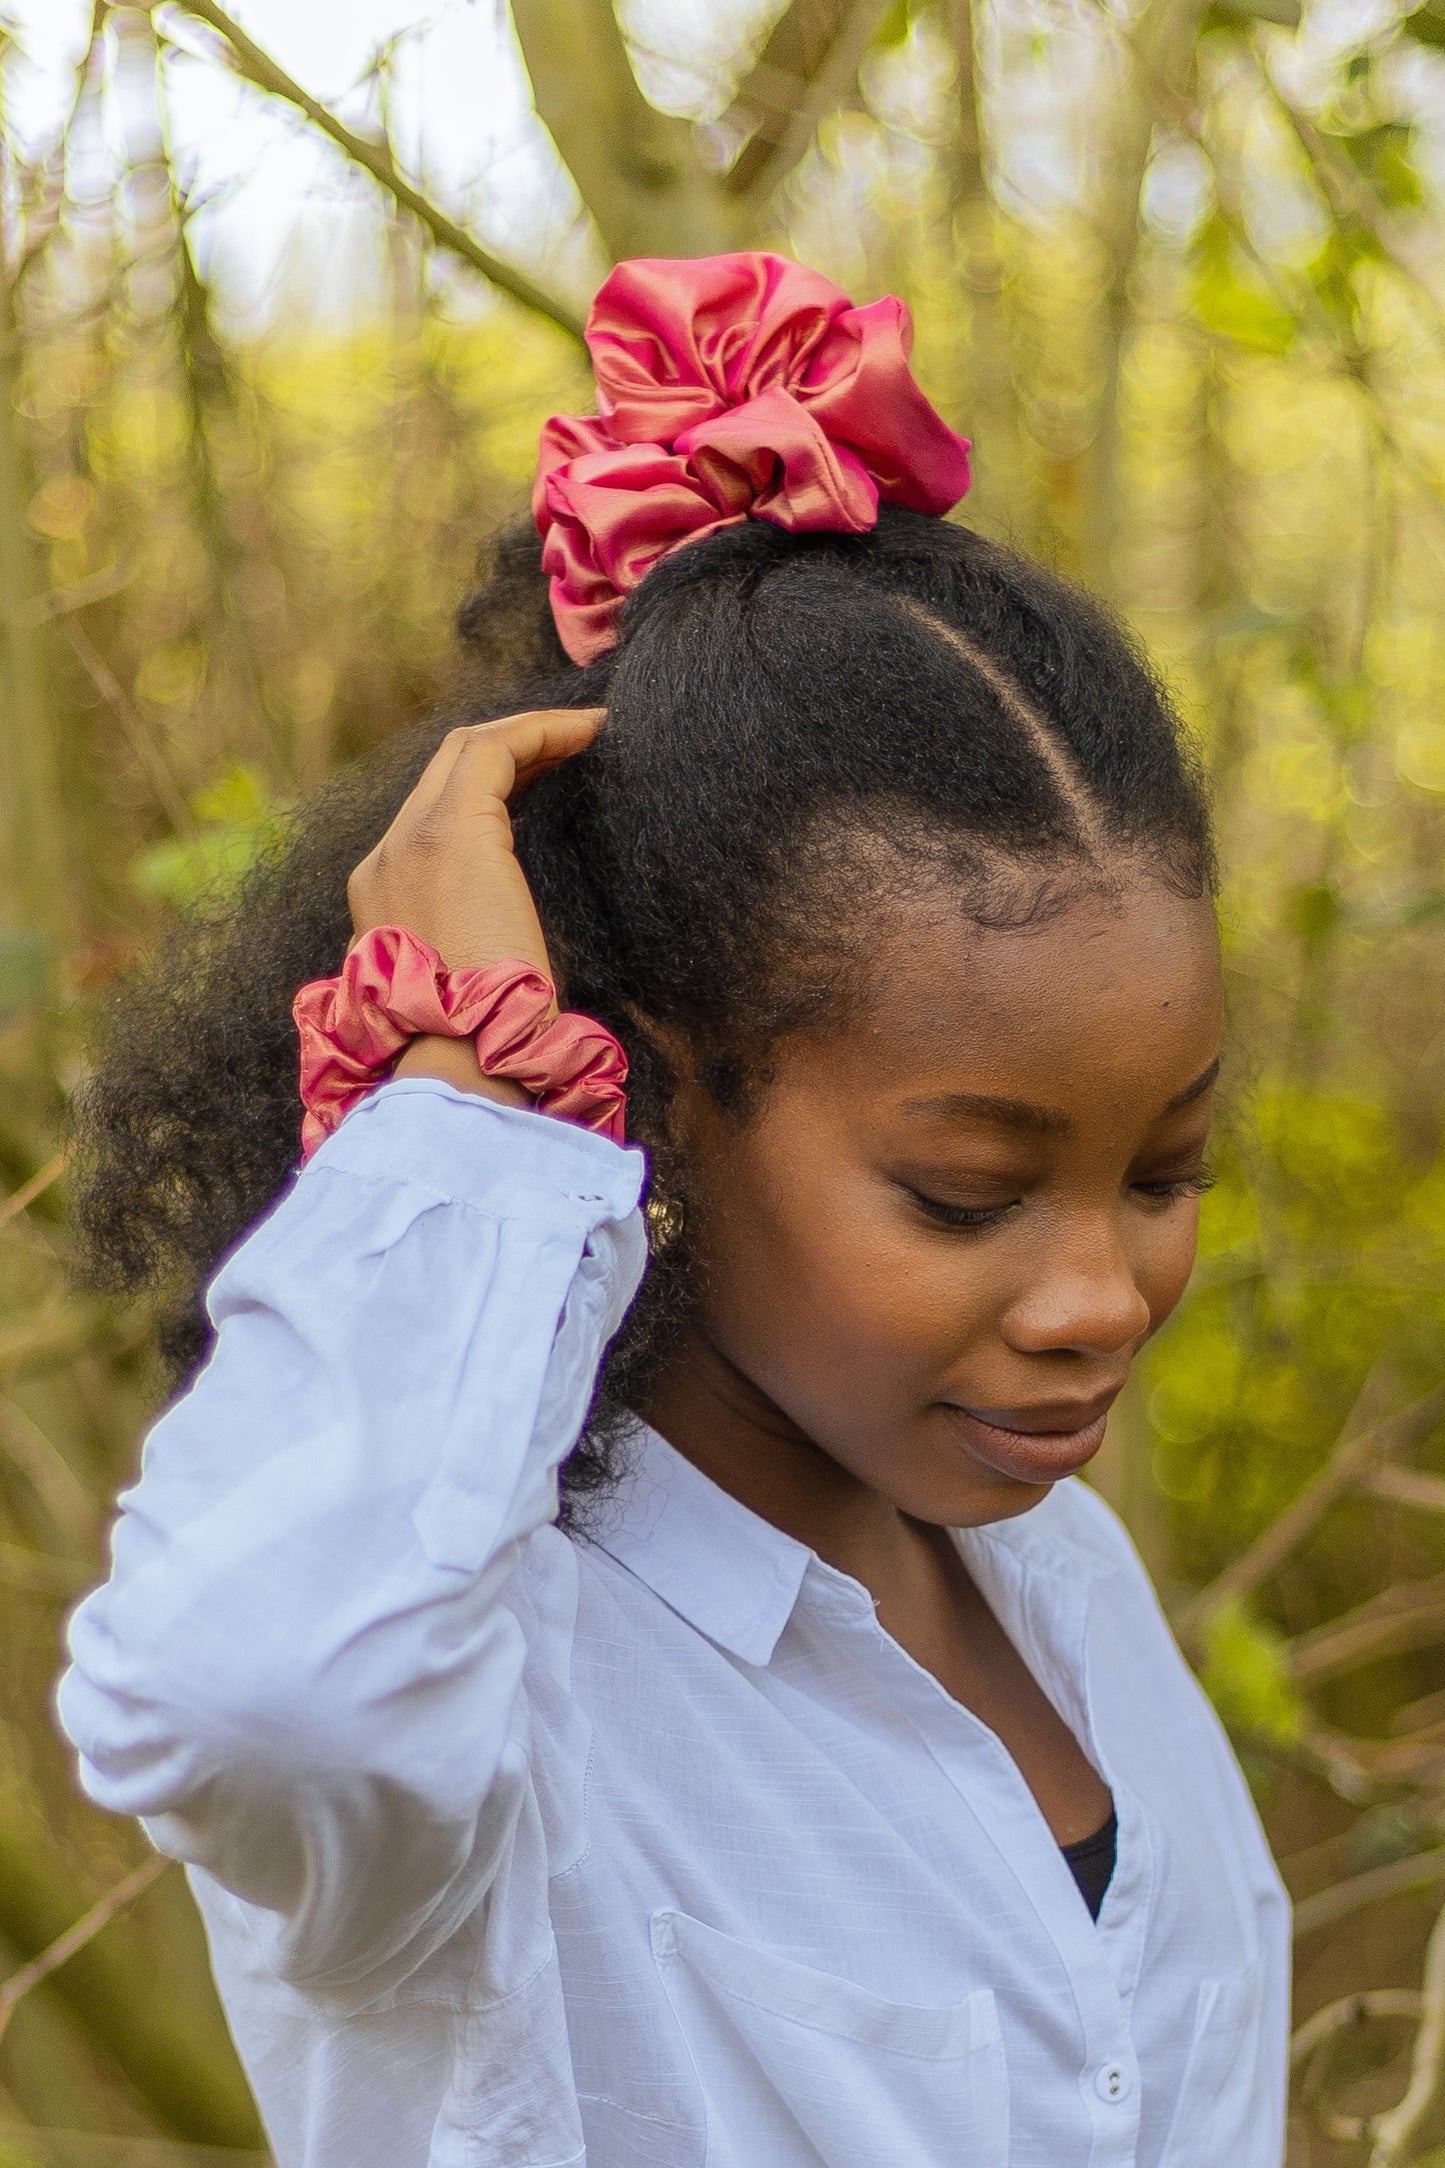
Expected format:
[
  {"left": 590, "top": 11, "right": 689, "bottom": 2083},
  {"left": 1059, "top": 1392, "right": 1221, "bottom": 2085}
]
[
  {"left": 651, "top": 1908, "right": 1009, "bottom": 2168},
  {"left": 1159, "top": 1958, "right": 1269, "bottom": 2167}
]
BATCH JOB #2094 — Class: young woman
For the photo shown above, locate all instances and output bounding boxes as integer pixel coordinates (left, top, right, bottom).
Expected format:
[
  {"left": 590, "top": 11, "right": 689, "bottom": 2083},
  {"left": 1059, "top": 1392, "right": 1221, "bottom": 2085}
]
[{"left": 59, "top": 253, "right": 1288, "bottom": 2167}]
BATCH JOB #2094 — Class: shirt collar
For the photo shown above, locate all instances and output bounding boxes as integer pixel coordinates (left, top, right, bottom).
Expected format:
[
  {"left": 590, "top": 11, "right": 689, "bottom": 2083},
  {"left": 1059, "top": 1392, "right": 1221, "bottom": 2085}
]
[
  {"left": 586, "top": 1421, "right": 812, "bottom": 1666},
  {"left": 585, "top": 1422, "right": 1117, "bottom": 1671}
]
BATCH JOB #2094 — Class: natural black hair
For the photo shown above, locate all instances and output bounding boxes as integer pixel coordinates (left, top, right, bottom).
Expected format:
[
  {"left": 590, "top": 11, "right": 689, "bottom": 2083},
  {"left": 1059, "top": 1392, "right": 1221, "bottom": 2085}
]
[{"left": 72, "top": 506, "right": 1213, "bottom": 1507}]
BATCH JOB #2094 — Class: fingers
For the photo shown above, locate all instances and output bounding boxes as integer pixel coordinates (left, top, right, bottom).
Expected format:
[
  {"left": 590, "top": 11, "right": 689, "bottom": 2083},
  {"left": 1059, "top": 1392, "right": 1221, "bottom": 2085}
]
[
  {"left": 402, "top": 726, "right": 473, "bottom": 814},
  {"left": 402, "top": 707, "right": 604, "bottom": 827},
  {"left": 347, "top": 708, "right": 604, "bottom": 941},
  {"left": 465, "top": 707, "right": 606, "bottom": 800},
  {"left": 418, "top": 705, "right": 603, "bottom": 802},
  {"left": 346, "top": 715, "right": 602, "bottom": 936}
]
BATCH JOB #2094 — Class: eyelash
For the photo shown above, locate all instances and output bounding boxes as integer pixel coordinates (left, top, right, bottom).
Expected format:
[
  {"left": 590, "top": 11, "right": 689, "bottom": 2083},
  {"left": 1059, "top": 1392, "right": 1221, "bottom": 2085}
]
[
  {"left": 908, "top": 1165, "right": 1215, "bottom": 1232},
  {"left": 909, "top": 1195, "right": 1014, "bottom": 1232},
  {"left": 1134, "top": 1167, "right": 1216, "bottom": 1204}
]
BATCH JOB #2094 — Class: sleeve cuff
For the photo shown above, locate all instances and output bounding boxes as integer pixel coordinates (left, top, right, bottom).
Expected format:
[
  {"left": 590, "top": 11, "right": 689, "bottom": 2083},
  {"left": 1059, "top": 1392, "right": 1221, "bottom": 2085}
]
[{"left": 303, "top": 1076, "right": 647, "bottom": 1227}]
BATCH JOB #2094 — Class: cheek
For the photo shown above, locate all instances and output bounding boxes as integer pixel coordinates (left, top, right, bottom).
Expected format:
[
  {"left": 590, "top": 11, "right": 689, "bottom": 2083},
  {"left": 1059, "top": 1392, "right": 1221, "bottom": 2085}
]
[
  {"left": 695, "top": 1147, "right": 995, "bottom": 1395},
  {"left": 1136, "top": 1199, "right": 1202, "bottom": 1329}
]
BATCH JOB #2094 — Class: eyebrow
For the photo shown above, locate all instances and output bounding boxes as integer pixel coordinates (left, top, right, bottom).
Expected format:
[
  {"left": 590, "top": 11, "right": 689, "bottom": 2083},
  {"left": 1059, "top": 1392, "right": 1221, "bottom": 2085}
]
[
  {"left": 899, "top": 1090, "right": 1071, "bottom": 1136},
  {"left": 1161, "top": 1057, "right": 1220, "bottom": 1115},
  {"left": 900, "top": 1058, "right": 1221, "bottom": 1138}
]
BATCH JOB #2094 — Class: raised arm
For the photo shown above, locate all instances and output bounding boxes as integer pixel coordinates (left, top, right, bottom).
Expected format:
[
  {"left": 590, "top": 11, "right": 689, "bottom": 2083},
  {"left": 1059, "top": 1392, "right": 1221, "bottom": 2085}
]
[
  {"left": 58, "top": 708, "right": 647, "bottom": 1999},
  {"left": 60, "top": 1079, "right": 644, "bottom": 1995}
]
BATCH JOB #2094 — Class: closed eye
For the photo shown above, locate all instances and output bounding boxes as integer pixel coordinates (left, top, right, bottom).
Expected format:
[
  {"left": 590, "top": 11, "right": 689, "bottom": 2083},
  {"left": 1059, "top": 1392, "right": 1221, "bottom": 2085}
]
[
  {"left": 1133, "top": 1166, "right": 1214, "bottom": 1204},
  {"left": 906, "top": 1190, "right": 1020, "bottom": 1232}
]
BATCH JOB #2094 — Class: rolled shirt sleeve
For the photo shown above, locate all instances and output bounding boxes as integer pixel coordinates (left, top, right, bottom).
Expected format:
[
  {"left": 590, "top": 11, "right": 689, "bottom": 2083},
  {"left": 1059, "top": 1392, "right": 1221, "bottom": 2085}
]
[{"left": 57, "top": 1079, "right": 647, "bottom": 1996}]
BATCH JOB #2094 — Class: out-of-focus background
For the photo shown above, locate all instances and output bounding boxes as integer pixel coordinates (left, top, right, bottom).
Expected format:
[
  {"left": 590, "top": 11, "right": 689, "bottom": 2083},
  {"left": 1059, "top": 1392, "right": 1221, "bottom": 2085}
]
[{"left": 0, "top": 0, "right": 1444, "bottom": 2159}]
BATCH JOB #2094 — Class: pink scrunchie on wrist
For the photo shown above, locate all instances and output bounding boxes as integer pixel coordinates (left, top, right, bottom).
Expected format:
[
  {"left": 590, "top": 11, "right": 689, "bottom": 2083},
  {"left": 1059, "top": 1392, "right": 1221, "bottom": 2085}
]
[{"left": 293, "top": 924, "right": 628, "bottom": 1160}]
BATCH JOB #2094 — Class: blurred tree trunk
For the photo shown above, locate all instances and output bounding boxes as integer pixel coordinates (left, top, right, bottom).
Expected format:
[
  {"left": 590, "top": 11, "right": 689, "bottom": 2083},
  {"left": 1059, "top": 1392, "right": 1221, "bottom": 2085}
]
[
  {"left": 121, "top": 10, "right": 280, "bottom": 785},
  {"left": 1086, "top": 1372, "right": 1171, "bottom": 1584},
  {"left": 1082, "top": 0, "right": 1202, "bottom": 595},
  {"left": 945, "top": 0, "right": 1015, "bottom": 531},
  {"left": 511, "top": 0, "right": 737, "bottom": 260},
  {"left": 0, "top": 278, "right": 68, "bottom": 942},
  {"left": 513, "top": 0, "right": 901, "bottom": 267}
]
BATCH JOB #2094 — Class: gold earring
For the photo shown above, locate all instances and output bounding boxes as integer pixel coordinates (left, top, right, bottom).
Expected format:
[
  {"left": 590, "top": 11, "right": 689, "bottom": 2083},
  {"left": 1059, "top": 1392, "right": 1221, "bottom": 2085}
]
[{"left": 645, "top": 1188, "right": 686, "bottom": 1254}]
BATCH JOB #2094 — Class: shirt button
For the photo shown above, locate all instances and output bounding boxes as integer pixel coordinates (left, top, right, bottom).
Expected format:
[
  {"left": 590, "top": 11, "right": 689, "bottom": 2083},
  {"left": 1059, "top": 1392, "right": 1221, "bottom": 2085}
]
[{"left": 1095, "top": 2062, "right": 1131, "bottom": 2103}]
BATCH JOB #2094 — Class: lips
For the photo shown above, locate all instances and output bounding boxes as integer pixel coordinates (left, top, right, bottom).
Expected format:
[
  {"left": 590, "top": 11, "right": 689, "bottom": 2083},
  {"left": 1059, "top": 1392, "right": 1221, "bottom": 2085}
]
[{"left": 938, "top": 1401, "right": 1112, "bottom": 1486}]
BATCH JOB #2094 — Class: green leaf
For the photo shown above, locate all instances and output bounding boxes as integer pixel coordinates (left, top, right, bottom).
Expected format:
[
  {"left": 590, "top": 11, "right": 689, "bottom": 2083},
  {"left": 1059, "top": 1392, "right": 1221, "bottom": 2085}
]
[
  {"left": 188, "top": 765, "right": 273, "bottom": 830},
  {"left": 1305, "top": 228, "right": 1380, "bottom": 336},
  {"left": 130, "top": 766, "right": 285, "bottom": 913},
  {"left": 1199, "top": 1601, "right": 1305, "bottom": 1746}
]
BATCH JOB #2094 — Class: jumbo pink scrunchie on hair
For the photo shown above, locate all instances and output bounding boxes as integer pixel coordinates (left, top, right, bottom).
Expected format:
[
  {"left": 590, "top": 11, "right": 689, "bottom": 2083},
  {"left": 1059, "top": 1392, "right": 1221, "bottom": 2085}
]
[{"left": 533, "top": 252, "right": 973, "bottom": 664}]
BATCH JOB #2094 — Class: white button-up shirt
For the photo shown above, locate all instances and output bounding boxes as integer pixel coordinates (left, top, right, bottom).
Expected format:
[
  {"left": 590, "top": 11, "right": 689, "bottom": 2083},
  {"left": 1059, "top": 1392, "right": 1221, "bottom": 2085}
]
[{"left": 58, "top": 1082, "right": 1290, "bottom": 2168}]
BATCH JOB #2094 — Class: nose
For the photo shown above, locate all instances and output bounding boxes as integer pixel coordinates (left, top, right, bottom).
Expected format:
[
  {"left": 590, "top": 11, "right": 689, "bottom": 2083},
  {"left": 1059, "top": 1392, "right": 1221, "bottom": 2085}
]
[{"left": 1000, "top": 1219, "right": 1152, "bottom": 1359}]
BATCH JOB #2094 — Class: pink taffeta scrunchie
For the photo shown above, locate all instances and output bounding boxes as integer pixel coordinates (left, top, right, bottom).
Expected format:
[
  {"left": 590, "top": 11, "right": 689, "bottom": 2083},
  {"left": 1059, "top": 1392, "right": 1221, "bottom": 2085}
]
[
  {"left": 293, "top": 925, "right": 629, "bottom": 1160},
  {"left": 534, "top": 252, "right": 974, "bottom": 664}
]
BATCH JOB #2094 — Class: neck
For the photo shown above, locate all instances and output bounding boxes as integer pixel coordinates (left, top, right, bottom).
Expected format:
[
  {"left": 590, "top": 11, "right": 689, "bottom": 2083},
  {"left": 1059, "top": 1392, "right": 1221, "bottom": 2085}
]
[{"left": 643, "top": 1324, "right": 919, "bottom": 1594}]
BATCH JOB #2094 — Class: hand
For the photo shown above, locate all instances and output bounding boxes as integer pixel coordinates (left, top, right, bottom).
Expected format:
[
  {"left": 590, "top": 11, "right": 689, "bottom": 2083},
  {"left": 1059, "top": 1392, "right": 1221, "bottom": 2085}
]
[
  {"left": 348, "top": 708, "right": 604, "bottom": 974},
  {"left": 346, "top": 708, "right": 605, "bottom": 1104}
]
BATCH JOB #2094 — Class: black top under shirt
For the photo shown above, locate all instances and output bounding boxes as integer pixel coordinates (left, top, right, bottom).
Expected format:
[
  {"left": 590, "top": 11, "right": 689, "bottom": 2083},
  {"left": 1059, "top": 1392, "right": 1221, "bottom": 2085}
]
[{"left": 1060, "top": 1807, "right": 1118, "bottom": 1920}]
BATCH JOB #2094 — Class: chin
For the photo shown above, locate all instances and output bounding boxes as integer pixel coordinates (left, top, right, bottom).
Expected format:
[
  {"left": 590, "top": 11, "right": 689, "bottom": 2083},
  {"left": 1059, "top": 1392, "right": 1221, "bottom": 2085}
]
[
  {"left": 878, "top": 1443, "right": 1056, "bottom": 1531},
  {"left": 944, "top": 1476, "right": 1055, "bottom": 1529}
]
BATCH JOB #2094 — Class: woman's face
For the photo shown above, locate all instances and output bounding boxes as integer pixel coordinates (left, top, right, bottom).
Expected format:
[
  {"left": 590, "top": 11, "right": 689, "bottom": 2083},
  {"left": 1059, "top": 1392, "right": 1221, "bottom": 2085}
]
[{"left": 665, "top": 874, "right": 1223, "bottom": 1529}]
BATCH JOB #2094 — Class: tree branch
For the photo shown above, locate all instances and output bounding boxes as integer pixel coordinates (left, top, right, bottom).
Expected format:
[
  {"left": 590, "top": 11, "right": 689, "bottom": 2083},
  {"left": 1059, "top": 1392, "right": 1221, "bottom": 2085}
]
[
  {"left": 1290, "top": 1571, "right": 1445, "bottom": 1686},
  {"left": 0, "top": 1855, "right": 169, "bottom": 2049},
  {"left": 1291, "top": 1989, "right": 1424, "bottom": 2067},
  {"left": 63, "top": 617, "right": 195, "bottom": 836},
  {"left": 721, "top": 0, "right": 894, "bottom": 207},
  {"left": 153, "top": 0, "right": 586, "bottom": 341},
  {"left": 0, "top": 1151, "right": 67, "bottom": 1233},
  {"left": 1292, "top": 1845, "right": 1445, "bottom": 1939},
  {"left": 1249, "top": 39, "right": 1445, "bottom": 360},
  {"left": 1370, "top": 1893, "right": 1445, "bottom": 2163},
  {"left": 511, "top": 0, "right": 731, "bottom": 261},
  {"left": 1364, "top": 1464, "right": 1445, "bottom": 1513},
  {"left": 1176, "top": 1371, "right": 1445, "bottom": 1646}
]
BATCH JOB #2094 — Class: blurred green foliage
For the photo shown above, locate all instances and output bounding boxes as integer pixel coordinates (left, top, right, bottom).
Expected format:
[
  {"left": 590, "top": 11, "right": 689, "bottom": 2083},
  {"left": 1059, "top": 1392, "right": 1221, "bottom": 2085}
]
[
  {"left": 1202, "top": 1600, "right": 1309, "bottom": 1744},
  {"left": 129, "top": 768, "right": 283, "bottom": 912}
]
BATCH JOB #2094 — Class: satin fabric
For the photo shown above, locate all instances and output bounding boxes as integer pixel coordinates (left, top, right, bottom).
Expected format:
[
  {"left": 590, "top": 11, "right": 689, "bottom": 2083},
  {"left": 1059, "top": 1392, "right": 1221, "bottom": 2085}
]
[
  {"left": 534, "top": 252, "right": 973, "bottom": 663},
  {"left": 293, "top": 924, "right": 628, "bottom": 1156}
]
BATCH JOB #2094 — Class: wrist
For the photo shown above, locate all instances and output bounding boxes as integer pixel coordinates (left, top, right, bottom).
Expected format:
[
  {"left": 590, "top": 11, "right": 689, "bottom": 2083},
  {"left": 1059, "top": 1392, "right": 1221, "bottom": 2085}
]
[
  {"left": 295, "top": 930, "right": 627, "bottom": 1158},
  {"left": 393, "top": 1034, "right": 534, "bottom": 1110}
]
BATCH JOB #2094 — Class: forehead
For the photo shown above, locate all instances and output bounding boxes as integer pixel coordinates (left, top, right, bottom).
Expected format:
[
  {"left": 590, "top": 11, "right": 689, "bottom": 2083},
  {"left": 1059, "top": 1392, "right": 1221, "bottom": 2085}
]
[{"left": 786, "top": 878, "right": 1222, "bottom": 1121}]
